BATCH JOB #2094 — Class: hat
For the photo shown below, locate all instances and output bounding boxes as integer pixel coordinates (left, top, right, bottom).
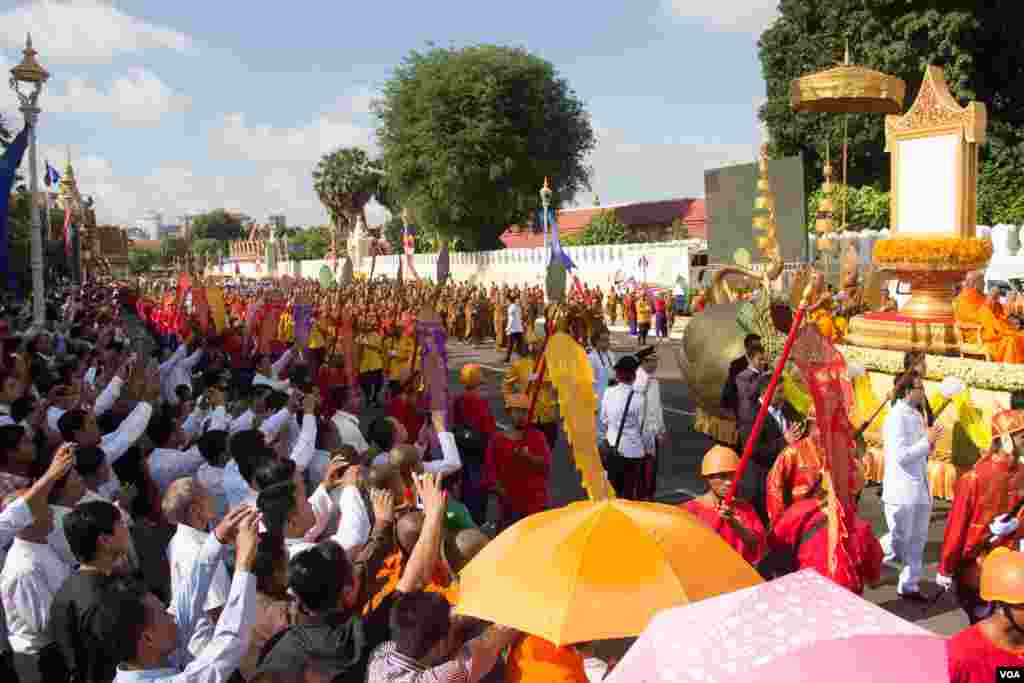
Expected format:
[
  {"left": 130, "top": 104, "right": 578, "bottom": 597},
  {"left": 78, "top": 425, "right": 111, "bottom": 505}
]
[
  {"left": 701, "top": 445, "right": 740, "bottom": 477},
  {"left": 459, "top": 364, "right": 482, "bottom": 388},
  {"left": 635, "top": 346, "right": 656, "bottom": 362},
  {"left": 505, "top": 393, "right": 530, "bottom": 410},
  {"left": 992, "top": 410, "right": 1024, "bottom": 440},
  {"left": 613, "top": 356, "right": 640, "bottom": 373},
  {"left": 981, "top": 549, "right": 1024, "bottom": 605}
]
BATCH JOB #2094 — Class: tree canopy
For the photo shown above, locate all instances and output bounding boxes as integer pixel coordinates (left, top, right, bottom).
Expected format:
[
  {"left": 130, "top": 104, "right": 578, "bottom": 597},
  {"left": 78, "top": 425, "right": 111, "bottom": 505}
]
[
  {"left": 562, "top": 209, "right": 631, "bottom": 246},
  {"left": 374, "top": 44, "right": 596, "bottom": 250},
  {"left": 289, "top": 226, "right": 331, "bottom": 260},
  {"left": 190, "top": 209, "right": 245, "bottom": 242},
  {"left": 759, "top": 1, "right": 1024, "bottom": 206},
  {"left": 313, "top": 147, "right": 389, "bottom": 233}
]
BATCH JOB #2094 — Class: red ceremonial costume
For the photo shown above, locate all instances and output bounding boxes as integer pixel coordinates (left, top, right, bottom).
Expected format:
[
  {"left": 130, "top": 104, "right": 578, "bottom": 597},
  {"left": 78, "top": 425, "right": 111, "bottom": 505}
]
[
  {"left": 765, "top": 438, "right": 825, "bottom": 526},
  {"left": 940, "top": 451, "right": 1024, "bottom": 587},
  {"left": 452, "top": 391, "right": 497, "bottom": 439},
  {"left": 767, "top": 498, "right": 882, "bottom": 594},
  {"left": 387, "top": 394, "right": 424, "bottom": 447},
  {"left": 482, "top": 428, "right": 551, "bottom": 517},
  {"left": 680, "top": 498, "right": 766, "bottom": 565},
  {"left": 948, "top": 623, "right": 1024, "bottom": 683}
]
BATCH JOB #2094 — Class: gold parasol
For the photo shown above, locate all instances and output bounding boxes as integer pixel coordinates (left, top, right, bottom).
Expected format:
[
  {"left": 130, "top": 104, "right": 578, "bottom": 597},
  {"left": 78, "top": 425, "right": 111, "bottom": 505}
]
[{"left": 790, "top": 44, "right": 905, "bottom": 115}]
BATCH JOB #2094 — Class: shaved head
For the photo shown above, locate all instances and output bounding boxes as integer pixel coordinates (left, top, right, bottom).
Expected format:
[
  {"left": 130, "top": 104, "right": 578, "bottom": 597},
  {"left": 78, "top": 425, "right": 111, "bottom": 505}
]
[
  {"left": 396, "top": 511, "right": 425, "bottom": 556},
  {"left": 444, "top": 528, "right": 489, "bottom": 575}
]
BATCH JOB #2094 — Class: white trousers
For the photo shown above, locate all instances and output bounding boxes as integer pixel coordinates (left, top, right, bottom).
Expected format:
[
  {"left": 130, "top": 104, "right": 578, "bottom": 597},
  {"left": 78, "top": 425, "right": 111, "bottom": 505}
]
[{"left": 881, "top": 502, "right": 932, "bottom": 594}]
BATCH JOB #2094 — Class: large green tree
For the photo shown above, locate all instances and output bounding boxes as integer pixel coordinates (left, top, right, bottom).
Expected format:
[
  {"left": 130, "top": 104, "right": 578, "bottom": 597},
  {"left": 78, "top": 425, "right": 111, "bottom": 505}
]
[
  {"left": 759, "top": 2, "right": 1024, "bottom": 204},
  {"left": 375, "top": 44, "right": 596, "bottom": 250},
  {"left": 289, "top": 226, "right": 331, "bottom": 260},
  {"left": 312, "top": 147, "right": 389, "bottom": 235},
  {"left": 563, "top": 209, "right": 631, "bottom": 246},
  {"left": 190, "top": 209, "right": 244, "bottom": 242}
]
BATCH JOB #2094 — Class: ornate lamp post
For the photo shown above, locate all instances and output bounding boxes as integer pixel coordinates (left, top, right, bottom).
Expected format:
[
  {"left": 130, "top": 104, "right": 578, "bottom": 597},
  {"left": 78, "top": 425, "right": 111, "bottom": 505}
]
[
  {"left": 9, "top": 35, "right": 49, "bottom": 325},
  {"left": 540, "top": 177, "right": 553, "bottom": 259}
]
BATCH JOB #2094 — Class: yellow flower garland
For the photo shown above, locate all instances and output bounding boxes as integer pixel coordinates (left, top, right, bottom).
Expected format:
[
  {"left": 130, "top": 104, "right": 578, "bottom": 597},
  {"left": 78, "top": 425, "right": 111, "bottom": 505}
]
[{"left": 873, "top": 236, "right": 992, "bottom": 268}]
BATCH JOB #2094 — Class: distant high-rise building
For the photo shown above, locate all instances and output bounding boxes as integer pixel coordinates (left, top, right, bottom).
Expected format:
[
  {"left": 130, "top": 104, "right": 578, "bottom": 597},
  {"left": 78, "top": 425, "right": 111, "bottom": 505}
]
[{"left": 135, "top": 211, "right": 162, "bottom": 240}]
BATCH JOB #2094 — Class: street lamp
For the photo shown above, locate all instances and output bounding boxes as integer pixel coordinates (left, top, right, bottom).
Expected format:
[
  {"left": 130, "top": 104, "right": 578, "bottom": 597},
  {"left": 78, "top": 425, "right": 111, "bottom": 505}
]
[
  {"left": 540, "top": 177, "right": 552, "bottom": 257},
  {"left": 10, "top": 35, "right": 49, "bottom": 326}
]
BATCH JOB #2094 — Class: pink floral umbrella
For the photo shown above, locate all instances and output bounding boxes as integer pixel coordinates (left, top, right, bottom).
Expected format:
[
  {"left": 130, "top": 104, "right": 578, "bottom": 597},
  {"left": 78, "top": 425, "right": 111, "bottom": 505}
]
[{"left": 606, "top": 569, "right": 944, "bottom": 683}]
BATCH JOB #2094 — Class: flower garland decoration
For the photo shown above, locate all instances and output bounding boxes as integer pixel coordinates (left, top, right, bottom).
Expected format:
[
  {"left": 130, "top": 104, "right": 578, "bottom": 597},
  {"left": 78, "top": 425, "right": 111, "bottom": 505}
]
[{"left": 873, "top": 237, "right": 993, "bottom": 269}]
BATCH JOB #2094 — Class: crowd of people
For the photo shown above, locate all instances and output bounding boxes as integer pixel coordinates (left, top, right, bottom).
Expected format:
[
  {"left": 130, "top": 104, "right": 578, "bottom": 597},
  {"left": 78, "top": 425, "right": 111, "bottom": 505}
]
[{"left": 0, "top": 269, "right": 1014, "bottom": 682}]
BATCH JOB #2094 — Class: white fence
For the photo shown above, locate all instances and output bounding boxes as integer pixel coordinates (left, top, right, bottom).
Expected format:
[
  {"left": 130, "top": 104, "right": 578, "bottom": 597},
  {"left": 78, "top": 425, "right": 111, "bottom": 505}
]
[{"left": 214, "top": 239, "right": 709, "bottom": 288}]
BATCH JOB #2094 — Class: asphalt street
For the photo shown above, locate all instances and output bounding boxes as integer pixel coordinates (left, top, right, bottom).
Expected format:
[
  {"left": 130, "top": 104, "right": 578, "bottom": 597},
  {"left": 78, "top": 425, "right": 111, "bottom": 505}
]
[{"left": 435, "top": 327, "right": 971, "bottom": 637}]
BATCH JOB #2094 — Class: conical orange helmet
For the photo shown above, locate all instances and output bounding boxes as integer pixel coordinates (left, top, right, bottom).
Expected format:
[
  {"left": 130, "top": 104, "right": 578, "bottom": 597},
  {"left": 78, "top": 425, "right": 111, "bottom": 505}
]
[
  {"left": 701, "top": 446, "right": 740, "bottom": 477},
  {"left": 981, "top": 548, "right": 1024, "bottom": 605}
]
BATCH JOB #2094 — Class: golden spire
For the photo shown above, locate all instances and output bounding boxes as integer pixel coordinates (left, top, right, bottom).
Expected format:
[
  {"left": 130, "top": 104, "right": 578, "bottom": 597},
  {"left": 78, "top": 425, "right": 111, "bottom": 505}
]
[
  {"left": 58, "top": 150, "right": 81, "bottom": 212},
  {"left": 815, "top": 143, "right": 835, "bottom": 251},
  {"left": 752, "top": 143, "right": 778, "bottom": 258}
]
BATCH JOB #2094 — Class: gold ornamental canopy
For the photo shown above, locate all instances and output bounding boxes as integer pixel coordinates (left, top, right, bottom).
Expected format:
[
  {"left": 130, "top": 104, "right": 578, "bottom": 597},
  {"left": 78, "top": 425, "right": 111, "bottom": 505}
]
[
  {"left": 10, "top": 34, "right": 49, "bottom": 85},
  {"left": 790, "top": 48, "right": 905, "bottom": 115}
]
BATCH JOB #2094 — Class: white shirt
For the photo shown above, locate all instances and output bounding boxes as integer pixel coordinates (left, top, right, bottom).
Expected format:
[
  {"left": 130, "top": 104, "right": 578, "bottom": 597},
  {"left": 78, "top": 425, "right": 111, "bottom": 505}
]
[
  {"left": 150, "top": 446, "right": 208, "bottom": 496},
  {"left": 331, "top": 411, "right": 369, "bottom": 455},
  {"left": 99, "top": 402, "right": 155, "bottom": 495},
  {"left": 331, "top": 486, "right": 372, "bottom": 551},
  {"left": 599, "top": 383, "right": 645, "bottom": 459},
  {"left": 167, "top": 524, "right": 231, "bottom": 664},
  {"left": 160, "top": 345, "right": 204, "bottom": 406},
  {"left": 636, "top": 368, "right": 665, "bottom": 453},
  {"left": 0, "top": 498, "right": 34, "bottom": 570},
  {"left": 587, "top": 349, "right": 618, "bottom": 412},
  {"left": 113, "top": 534, "right": 257, "bottom": 683},
  {"left": 252, "top": 348, "right": 294, "bottom": 391},
  {"left": 1, "top": 537, "right": 71, "bottom": 654},
  {"left": 506, "top": 303, "right": 524, "bottom": 334},
  {"left": 882, "top": 399, "right": 933, "bottom": 506}
]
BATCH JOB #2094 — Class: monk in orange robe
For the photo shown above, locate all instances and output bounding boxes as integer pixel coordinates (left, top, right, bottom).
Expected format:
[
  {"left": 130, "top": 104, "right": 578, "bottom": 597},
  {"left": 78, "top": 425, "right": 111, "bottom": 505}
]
[
  {"left": 938, "top": 410, "right": 1024, "bottom": 623},
  {"left": 681, "top": 446, "right": 766, "bottom": 565},
  {"left": 955, "top": 271, "right": 1024, "bottom": 362},
  {"left": 947, "top": 550, "right": 1024, "bottom": 683}
]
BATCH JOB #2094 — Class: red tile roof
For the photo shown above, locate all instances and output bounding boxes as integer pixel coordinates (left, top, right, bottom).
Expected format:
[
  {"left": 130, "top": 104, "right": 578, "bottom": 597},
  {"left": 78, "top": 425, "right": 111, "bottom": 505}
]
[{"left": 500, "top": 198, "right": 705, "bottom": 248}]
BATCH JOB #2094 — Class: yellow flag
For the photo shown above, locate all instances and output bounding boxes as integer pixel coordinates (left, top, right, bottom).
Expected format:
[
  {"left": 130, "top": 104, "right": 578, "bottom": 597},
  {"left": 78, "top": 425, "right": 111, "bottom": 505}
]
[
  {"left": 543, "top": 332, "right": 615, "bottom": 501},
  {"left": 206, "top": 286, "right": 226, "bottom": 334}
]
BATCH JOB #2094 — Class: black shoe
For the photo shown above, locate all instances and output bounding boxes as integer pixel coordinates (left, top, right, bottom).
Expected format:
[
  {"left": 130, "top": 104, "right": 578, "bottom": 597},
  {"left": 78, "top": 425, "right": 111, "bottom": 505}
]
[{"left": 898, "top": 591, "right": 929, "bottom": 603}]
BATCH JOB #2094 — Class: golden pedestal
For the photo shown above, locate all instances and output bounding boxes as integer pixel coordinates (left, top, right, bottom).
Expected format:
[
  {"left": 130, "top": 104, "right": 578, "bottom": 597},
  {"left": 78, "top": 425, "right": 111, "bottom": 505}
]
[{"left": 843, "top": 311, "right": 959, "bottom": 354}]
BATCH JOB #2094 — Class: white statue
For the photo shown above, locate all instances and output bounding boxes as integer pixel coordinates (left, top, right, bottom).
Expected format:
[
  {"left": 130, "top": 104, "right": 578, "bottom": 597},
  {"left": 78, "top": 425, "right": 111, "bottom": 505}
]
[
  {"left": 1017, "top": 226, "right": 1024, "bottom": 256},
  {"left": 992, "top": 224, "right": 1014, "bottom": 258}
]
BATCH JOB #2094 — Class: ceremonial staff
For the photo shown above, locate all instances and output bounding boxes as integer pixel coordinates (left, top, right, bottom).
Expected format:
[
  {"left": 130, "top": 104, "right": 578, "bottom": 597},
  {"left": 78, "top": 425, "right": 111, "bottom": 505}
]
[{"left": 724, "top": 274, "right": 821, "bottom": 507}]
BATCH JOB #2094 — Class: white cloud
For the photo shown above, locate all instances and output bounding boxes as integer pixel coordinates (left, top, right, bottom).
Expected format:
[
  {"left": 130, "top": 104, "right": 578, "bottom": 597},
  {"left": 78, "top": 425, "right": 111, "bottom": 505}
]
[
  {"left": 46, "top": 68, "right": 191, "bottom": 125},
  {"left": 0, "top": 0, "right": 194, "bottom": 62},
  {"left": 576, "top": 123, "right": 759, "bottom": 206},
  {"left": 662, "top": 0, "right": 778, "bottom": 34},
  {"left": 209, "top": 107, "right": 375, "bottom": 164}
]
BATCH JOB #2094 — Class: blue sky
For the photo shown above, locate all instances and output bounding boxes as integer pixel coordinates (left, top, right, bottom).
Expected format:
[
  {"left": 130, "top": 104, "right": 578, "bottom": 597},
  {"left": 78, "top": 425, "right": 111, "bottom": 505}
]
[{"left": 0, "top": 0, "right": 776, "bottom": 229}]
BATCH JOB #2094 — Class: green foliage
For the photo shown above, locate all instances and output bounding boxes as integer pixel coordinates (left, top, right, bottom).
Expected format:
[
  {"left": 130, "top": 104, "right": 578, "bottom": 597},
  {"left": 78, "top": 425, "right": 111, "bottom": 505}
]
[
  {"left": 160, "top": 235, "right": 186, "bottom": 263},
  {"left": 191, "top": 238, "right": 223, "bottom": 261},
  {"left": 977, "top": 160, "right": 1024, "bottom": 225},
  {"left": 312, "top": 147, "right": 388, "bottom": 231},
  {"left": 375, "top": 44, "right": 596, "bottom": 250},
  {"left": 128, "top": 248, "right": 160, "bottom": 275},
  {"left": 759, "top": 2, "right": 1024, "bottom": 194},
  {"left": 191, "top": 209, "right": 244, "bottom": 242},
  {"left": 562, "top": 209, "right": 631, "bottom": 246},
  {"left": 382, "top": 215, "right": 433, "bottom": 254},
  {"left": 288, "top": 226, "right": 331, "bottom": 260},
  {"left": 804, "top": 185, "right": 890, "bottom": 232}
]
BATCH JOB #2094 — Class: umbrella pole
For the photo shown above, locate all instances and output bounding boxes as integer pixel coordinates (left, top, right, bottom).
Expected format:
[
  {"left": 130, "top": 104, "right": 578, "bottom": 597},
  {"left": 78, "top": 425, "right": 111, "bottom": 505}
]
[{"left": 724, "top": 293, "right": 815, "bottom": 508}]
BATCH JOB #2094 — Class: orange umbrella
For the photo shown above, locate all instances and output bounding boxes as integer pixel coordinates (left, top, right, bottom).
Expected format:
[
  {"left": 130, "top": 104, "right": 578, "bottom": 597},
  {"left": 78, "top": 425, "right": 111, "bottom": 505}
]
[{"left": 455, "top": 500, "right": 763, "bottom": 646}]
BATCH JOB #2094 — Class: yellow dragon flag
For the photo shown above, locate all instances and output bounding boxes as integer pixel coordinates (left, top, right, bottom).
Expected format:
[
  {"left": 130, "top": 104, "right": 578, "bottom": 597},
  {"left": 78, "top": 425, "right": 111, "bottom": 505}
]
[
  {"left": 543, "top": 331, "right": 615, "bottom": 501},
  {"left": 206, "top": 286, "right": 227, "bottom": 334}
]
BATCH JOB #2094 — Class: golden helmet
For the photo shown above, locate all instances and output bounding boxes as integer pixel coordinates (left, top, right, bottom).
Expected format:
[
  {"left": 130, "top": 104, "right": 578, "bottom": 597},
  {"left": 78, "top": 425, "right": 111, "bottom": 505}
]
[
  {"left": 701, "top": 446, "right": 740, "bottom": 477},
  {"left": 980, "top": 548, "right": 1024, "bottom": 605},
  {"left": 460, "top": 364, "right": 483, "bottom": 388}
]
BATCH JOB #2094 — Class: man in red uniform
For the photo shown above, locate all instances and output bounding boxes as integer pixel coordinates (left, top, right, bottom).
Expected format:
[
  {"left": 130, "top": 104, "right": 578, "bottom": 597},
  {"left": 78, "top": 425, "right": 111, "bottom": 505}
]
[
  {"left": 452, "top": 364, "right": 497, "bottom": 524},
  {"left": 482, "top": 394, "right": 552, "bottom": 531},
  {"left": 681, "top": 446, "right": 766, "bottom": 566},
  {"left": 938, "top": 409, "right": 1024, "bottom": 623},
  {"left": 387, "top": 371, "right": 425, "bottom": 449},
  {"left": 766, "top": 468, "right": 882, "bottom": 595},
  {"left": 765, "top": 416, "right": 826, "bottom": 526},
  {"left": 948, "top": 549, "right": 1024, "bottom": 682}
]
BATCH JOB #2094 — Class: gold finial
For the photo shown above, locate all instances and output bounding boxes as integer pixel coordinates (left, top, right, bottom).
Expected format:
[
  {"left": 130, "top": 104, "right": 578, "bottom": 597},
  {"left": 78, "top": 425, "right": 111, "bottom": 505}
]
[{"left": 11, "top": 33, "right": 49, "bottom": 85}]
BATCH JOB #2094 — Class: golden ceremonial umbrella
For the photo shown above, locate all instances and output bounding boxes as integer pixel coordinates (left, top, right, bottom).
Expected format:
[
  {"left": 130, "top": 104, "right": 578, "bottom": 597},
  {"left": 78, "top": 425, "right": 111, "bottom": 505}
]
[
  {"left": 790, "top": 45, "right": 905, "bottom": 115},
  {"left": 455, "top": 500, "right": 763, "bottom": 646}
]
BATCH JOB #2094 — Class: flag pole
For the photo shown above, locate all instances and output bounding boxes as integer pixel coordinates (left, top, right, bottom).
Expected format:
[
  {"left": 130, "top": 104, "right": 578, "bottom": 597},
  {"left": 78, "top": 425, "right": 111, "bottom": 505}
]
[{"left": 724, "top": 274, "right": 820, "bottom": 508}]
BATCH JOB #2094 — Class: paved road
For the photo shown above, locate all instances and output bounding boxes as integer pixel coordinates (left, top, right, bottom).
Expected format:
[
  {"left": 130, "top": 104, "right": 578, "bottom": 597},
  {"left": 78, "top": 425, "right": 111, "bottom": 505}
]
[{"left": 437, "top": 331, "right": 970, "bottom": 637}]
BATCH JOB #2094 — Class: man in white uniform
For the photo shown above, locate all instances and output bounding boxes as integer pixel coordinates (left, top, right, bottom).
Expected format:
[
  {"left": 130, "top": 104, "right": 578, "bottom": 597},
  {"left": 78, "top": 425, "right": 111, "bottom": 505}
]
[{"left": 881, "top": 372, "right": 944, "bottom": 600}]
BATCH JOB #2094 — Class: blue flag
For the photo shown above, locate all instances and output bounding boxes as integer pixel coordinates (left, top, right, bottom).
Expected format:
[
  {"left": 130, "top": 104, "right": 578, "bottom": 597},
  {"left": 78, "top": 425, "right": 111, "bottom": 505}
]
[
  {"left": 44, "top": 161, "right": 60, "bottom": 187},
  {"left": 0, "top": 126, "right": 30, "bottom": 290},
  {"left": 538, "top": 207, "right": 576, "bottom": 271}
]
